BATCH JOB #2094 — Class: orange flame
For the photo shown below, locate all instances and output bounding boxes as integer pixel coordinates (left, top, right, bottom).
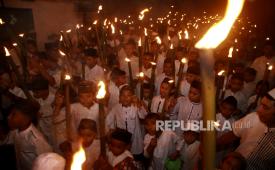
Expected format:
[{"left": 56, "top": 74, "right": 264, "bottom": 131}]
[
  {"left": 96, "top": 81, "right": 106, "bottom": 99},
  {"left": 70, "top": 145, "right": 86, "bottom": 170},
  {"left": 195, "top": 0, "right": 245, "bottom": 49},
  {"left": 111, "top": 24, "right": 115, "bottom": 34},
  {"left": 139, "top": 8, "right": 149, "bottom": 20},
  {"left": 138, "top": 37, "right": 142, "bottom": 47},
  {"left": 3, "top": 47, "right": 11, "bottom": 57},
  {"left": 228, "top": 47, "right": 234, "bottom": 58}
]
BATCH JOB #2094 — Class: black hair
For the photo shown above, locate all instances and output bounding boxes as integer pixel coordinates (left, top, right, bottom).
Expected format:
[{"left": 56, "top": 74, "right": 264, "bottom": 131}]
[
  {"left": 31, "top": 76, "right": 49, "bottom": 91},
  {"left": 190, "top": 80, "right": 201, "bottom": 91},
  {"left": 11, "top": 98, "right": 40, "bottom": 120},
  {"left": 143, "top": 83, "right": 152, "bottom": 90},
  {"left": 164, "top": 58, "right": 174, "bottom": 65},
  {"left": 221, "top": 96, "right": 238, "bottom": 109},
  {"left": 231, "top": 74, "right": 244, "bottom": 82},
  {"left": 84, "top": 48, "right": 98, "bottom": 58},
  {"left": 256, "top": 80, "right": 269, "bottom": 89},
  {"left": 119, "top": 85, "right": 134, "bottom": 95},
  {"left": 110, "top": 68, "right": 126, "bottom": 80},
  {"left": 145, "top": 113, "right": 161, "bottom": 122},
  {"left": 126, "top": 39, "right": 137, "bottom": 47},
  {"left": 244, "top": 67, "right": 257, "bottom": 77},
  {"left": 78, "top": 119, "right": 97, "bottom": 133},
  {"left": 111, "top": 128, "right": 132, "bottom": 145},
  {"left": 143, "top": 52, "right": 154, "bottom": 58}
]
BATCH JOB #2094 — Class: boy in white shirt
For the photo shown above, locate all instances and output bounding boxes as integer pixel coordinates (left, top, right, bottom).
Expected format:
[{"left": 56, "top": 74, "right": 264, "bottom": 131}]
[
  {"left": 84, "top": 48, "right": 105, "bottom": 83},
  {"left": 143, "top": 113, "right": 182, "bottom": 170},
  {"left": 70, "top": 82, "right": 99, "bottom": 141},
  {"left": 31, "top": 77, "right": 55, "bottom": 145},
  {"left": 224, "top": 74, "right": 247, "bottom": 113},
  {"left": 108, "top": 68, "right": 127, "bottom": 110},
  {"left": 151, "top": 78, "right": 174, "bottom": 116},
  {"left": 106, "top": 85, "right": 147, "bottom": 158},
  {"left": 179, "top": 66, "right": 200, "bottom": 97},
  {"left": 8, "top": 99, "right": 52, "bottom": 170}
]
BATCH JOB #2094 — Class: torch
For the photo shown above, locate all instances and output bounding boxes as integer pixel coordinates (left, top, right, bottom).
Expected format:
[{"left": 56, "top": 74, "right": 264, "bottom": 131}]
[
  {"left": 3, "top": 47, "right": 33, "bottom": 100},
  {"left": 96, "top": 81, "right": 107, "bottom": 155},
  {"left": 176, "top": 57, "right": 187, "bottom": 94},
  {"left": 70, "top": 144, "right": 86, "bottom": 170},
  {"left": 194, "top": 0, "right": 245, "bottom": 169},
  {"left": 138, "top": 72, "right": 145, "bottom": 100},
  {"left": 144, "top": 28, "right": 149, "bottom": 53},
  {"left": 125, "top": 57, "right": 133, "bottom": 88},
  {"left": 148, "top": 62, "right": 157, "bottom": 109},
  {"left": 64, "top": 73, "right": 72, "bottom": 140},
  {"left": 138, "top": 37, "right": 143, "bottom": 73}
]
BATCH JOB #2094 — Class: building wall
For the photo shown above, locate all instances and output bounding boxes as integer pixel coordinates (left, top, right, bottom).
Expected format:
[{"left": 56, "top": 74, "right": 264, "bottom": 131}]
[{"left": 3, "top": 0, "right": 82, "bottom": 50}]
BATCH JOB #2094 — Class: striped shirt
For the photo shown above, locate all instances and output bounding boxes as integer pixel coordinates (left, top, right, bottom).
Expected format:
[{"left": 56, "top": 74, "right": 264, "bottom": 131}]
[{"left": 246, "top": 128, "right": 275, "bottom": 170}]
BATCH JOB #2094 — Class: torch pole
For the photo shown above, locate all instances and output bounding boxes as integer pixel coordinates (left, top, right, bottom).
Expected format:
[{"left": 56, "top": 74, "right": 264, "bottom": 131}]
[
  {"left": 199, "top": 49, "right": 216, "bottom": 170},
  {"left": 64, "top": 79, "right": 71, "bottom": 140},
  {"left": 98, "top": 100, "right": 106, "bottom": 155}
]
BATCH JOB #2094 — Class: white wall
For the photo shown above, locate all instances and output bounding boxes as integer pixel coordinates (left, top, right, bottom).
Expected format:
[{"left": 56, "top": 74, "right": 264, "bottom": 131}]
[{"left": 4, "top": 0, "right": 82, "bottom": 50}]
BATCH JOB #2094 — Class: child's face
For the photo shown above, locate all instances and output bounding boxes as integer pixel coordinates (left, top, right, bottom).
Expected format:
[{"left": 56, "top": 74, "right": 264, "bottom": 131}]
[
  {"left": 185, "top": 73, "right": 197, "bottom": 83},
  {"left": 33, "top": 89, "right": 49, "bottom": 99},
  {"left": 8, "top": 109, "right": 29, "bottom": 130},
  {"left": 143, "top": 88, "right": 151, "bottom": 99},
  {"left": 230, "top": 79, "right": 243, "bottom": 92},
  {"left": 183, "top": 131, "right": 198, "bottom": 145},
  {"left": 145, "top": 119, "right": 157, "bottom": 135},
  {"left": 119, "top": 90, "right": 133, "bottom": 106},
  {"left": 176, "top": 51, "right": 184, "bottom": 60},
  {"left": 109, "top": 139, "right": 128, "bottom": 156},
  {"left": 79, "top": 92, "right": 95, "bottom": 108},
  {"left": 85, "top": 57, "right": 97, "bottom": 68},
  {"left": 143, "top": 55, "right": 152, "bottom": 68},
  {"left": 79, "top": 129, "right": 96, "bottom": 148},
  {"left": 160, "top": 82, "right": 171, "bottom": 98},
  {"left": 116, "top": 75, "right": 127, "bottom": 87},
  {"left": 220, "top": 102, "right": 235, "bottom": 119},
  {"left": 244, "top": 72, "right": 255, "bottom": 82},
  {"left": 188, "top": 87, "right": 201, "bottom": 103},
  {"left": 163, "top": 63, "right": 173, "bottom": 76}
]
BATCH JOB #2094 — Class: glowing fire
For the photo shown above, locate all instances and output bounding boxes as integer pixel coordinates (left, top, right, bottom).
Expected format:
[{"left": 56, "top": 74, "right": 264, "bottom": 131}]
[
  {"left": 151, "top": 62, "right": 156, "bottom": 66},
  {"left": 195, "top": 0, "right": 245, "bottom": 49},
  {"left": 184, "top": 29, "right": 189, "bottom": 40},
  {"left": 139, "top": 72, "right": 144, "bottom": 78},
  {"left": 181, "top": 58, "right": 187, "bottom": 64},
  {"left": 64, "top": 74, "right": 71, "bottom": 80},
  {"left": 60, "top": 35, "right": 63, "bottom": 42},
  {"left": 70, "top": 145, "right": 86, "bottom": 170},
  {"left": 168, "top": 80, "right": 174, "bottom": 84},
  {"left": 4, "top": 47, "right": 11, "bottom": 57},
  {"left": 19, "top": 33, "right": 24, "bottom": 37},
  {"left": 59, "top": 50, "right": 66, "bottom": 56},
  {"left": 66, "top": 29, "right": 71, "bottom": 33},
  {"left": 13, "top": 43, "right": 18, "bottom": 47},
  {"left": 155, "top": 36, "right": 162, "bottom": 44},
  {"left": 139, "top": 8, "right": 149, "bottom": 20},
  {"left": 93, "top": 20, "right": 98, "bottom": 25},
  {"left": 111, "top": 24, "right": 115, "bottom": 34},
  {"left": 178, "top": 31, "right": 182, "bottom": 40},
  {"left": 228, "top": 47, "right": 234, "bottom": 58},
  {"left": 0, "top": 18, "right": 4, "bottom": 24},
  {"left": 96, "top": 81, "right": 106, "bottom": 99},
  {"left": 218, "top": 70, "right": 225, "bottom": 76},
  {"left": 138, "top": 37, "right": 142, "bottom": 47},
  {"left": 76, "top": 24, "right": 80, "bottom": 29},
  {"left": 170, "top": 44, "right": 174, "bottom": 50},
  {"left": 144, "top": 28, "right": 148, "bottom": 36},
  {"left": 268, "top": 65, "right": 273, "bottom": 71},
  {"left": 125, "top": 57, "right": 131, "bottom": 62}
]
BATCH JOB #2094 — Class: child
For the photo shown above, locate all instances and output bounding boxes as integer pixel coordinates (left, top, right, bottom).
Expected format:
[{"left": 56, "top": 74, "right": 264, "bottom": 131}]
[
  {"left": 155, "top": 58, "right": 176, "bottom": 95},
  {"left": 216, "top": 96, "right": 238, "bottom": 166},
  {"left": 151, "top": 78, "right": 174, "bottom": 115},
  {"left": 141, "top": 52, "right": 154, "bottom": 82},
  {"left": 246, "top": 80, "right": 269, "bottom": 113},
  {"left": 180, "top": 123, "right": 200, "bottom": 170},
  {"left": 84, "top": 48, "right": 105, "bottom": 83},
  {"left": 8, "top": 98, "right": 52, "bottom": 170},
  {"left": 96, "top": 128, "right": 136, "bottom": 170},
  {"left": 108, "top": 68, "right": 127, "bottom": 110},
  {"left": 242, "top": 67, "right": 257, "bottom": 98},
  {"left": 143, "top": 113, "right": 182, "bottom": 170},
  {"left": 70, "top": 81, "right": 99, "bottom": 141},
  {"left": 106, "top": 85, "right": 147, "bottom": 158},
  {"left": 216, "top": 96, "right": 238, "bottom": 137},
  {"left": 179, "top": 66, "right": 200, "bottom": 97},
  {"left": 224, "top": 74, "right": 247, "bottom": 113},
  {"left": 31, "top": 76, "right": 56, "bottom": 145},
  {"left": 72, "top": 119, "right": 100, "bottom": 170},
  {"left": 173, "top": 81, "right": 202, "bottom": 135},
  {"left": 142, "top": 83, "right": 153, "bottom": 109}
]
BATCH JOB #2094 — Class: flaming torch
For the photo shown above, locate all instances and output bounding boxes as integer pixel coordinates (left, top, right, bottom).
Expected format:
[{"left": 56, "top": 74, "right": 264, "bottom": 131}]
[
  {"left": 125, "top": 57, "right": 133, "bottom": 88},
  {"left": 64, "top": 73, "right": 72, "bottom": 140},
  {"left": 70, "top": 145, "right": 86, "bottom": 170},
  {"left": 96, "top": 81, "right": 107, "bottom": 155},
  {"left": 194, "top": 0, "right": 245, "bottom": 169},
  {"left": 176, "top": 58, "right": 187, "bottom": 94}
]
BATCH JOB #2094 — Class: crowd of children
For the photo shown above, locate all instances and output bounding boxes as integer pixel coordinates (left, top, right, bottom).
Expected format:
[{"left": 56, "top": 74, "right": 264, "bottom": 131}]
[{"left": 1, "top": 25, "right": 275, "bottom": 170}]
